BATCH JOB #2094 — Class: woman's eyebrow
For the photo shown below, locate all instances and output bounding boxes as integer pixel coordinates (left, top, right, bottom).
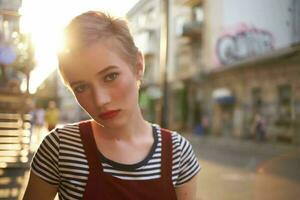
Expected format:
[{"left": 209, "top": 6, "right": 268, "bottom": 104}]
[
  {"left": 70, "top": 81, "right": 85, "bottom": 87},
  {"left": 96, "top": 65, "right": 118, "bottom": 76}
]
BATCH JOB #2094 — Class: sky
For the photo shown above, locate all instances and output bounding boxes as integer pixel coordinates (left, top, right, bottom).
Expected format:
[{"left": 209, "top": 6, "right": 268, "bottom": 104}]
[{"left": 19, "top": 0, "right": 139, "bottom": 93}]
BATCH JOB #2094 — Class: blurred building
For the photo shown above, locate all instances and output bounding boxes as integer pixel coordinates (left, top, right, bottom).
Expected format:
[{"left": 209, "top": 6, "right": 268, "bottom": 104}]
[
  {"left": 0, "top": 0, "right": 22, "bottom": 96},
  {"left": 34, "top": 70, "right": 59, "bottom": 107},
  {"left": 199, "top": 0, "right": 300, "bottom": 144},
  {"left": 0, "top": 0, "right": 34, "bottom": 111},
  {"left": 0, "top": 2, "right": 33, "bottom": 196},
  {"left": 170, "top": 0, "right": 204, "bottom": 131},
  {"left": 127, "top": 0, "right": 163, "bottom": 123},
  {"left": 127, "top": 0, "right": 205, "bottom": 130},
  {"left": 128, "top": 0, "right": 300, "bottom": 144}
]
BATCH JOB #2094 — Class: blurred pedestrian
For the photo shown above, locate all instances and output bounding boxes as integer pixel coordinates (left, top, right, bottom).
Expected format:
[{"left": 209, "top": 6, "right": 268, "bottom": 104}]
[
  {"left": 23, "top": 11, "right": 200, "bottom": 200},
  {"left": 31, "top": 103, "right": 46, "bottom": 147},
  {"left": 34, "top": 105, "right": 45, "bottom": 128},
  {"left": 252, "top": 113, "right": 266, "bottom": 141},
  {"left": 25, "top": 98, "right": 35, "bottom": 143},
  {"left": 45, "top": 100, "right": 60, "bottom": 131},
  {"left": 202, "top": 115, "right": 210, "bottom": 135}
]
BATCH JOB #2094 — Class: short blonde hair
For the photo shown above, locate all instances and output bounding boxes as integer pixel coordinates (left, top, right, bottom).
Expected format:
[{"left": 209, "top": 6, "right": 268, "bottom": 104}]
[{"left": 58, "top": 11, "right": 139, "bottom": 83}]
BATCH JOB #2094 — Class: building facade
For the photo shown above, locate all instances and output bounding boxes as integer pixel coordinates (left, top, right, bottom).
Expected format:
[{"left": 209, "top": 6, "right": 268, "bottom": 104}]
[
  {"left": 127, "top": 0, "right": 163, "bottom": 123},
  {"left": 200, "top": 0, "right": 300, "bottom": 144},
  {"left": 128, "top": 0, "right": 300, "bottom": 144},
  {"left": 0, "top": 0, "right": 22, "bottom": 94},
  {"left": 0, "top": 0, "right": 33, "bottom": 114}
]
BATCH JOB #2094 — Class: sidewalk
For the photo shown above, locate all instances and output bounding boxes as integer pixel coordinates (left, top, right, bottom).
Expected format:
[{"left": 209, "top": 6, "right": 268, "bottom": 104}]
[
  {"left": 184, "top": 132, "right": 299, "bottom": 156},
  {"left": 185, "top": 133, "right": 300, "bottom": 200}
]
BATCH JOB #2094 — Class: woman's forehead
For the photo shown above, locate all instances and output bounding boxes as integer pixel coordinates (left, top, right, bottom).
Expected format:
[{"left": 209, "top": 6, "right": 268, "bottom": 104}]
[
  {"left": 59, "top": 39, "right": 135, "bottom": 76},
  {"left": 61, "top": 42, "right": 134, "bottom": 78},
  {"left": 61, "top": 39, "right": 129, "bottom": 63}
]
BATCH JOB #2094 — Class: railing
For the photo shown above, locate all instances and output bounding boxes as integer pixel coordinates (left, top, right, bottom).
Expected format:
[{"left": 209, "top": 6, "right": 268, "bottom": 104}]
[
  {"left": 0, "top": 113, "right": 31, "bottom": 168},
  {"left": 0, "top": 113, "right": 32, "bottom": 200}
]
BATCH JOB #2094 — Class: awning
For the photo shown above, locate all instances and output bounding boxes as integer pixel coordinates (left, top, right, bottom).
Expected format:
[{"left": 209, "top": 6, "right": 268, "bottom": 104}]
[{"left": 212, "top": 88, "right": 235, "bottom": 104}]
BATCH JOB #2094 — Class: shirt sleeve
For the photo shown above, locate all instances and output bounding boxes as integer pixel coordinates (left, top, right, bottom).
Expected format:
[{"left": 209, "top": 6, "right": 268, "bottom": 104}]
[
  {"left": 31, "top": 129, "right": 60, "bottom": 185},
  {"left": 174, "top": 133, "right": 201, "bottom": 186}
]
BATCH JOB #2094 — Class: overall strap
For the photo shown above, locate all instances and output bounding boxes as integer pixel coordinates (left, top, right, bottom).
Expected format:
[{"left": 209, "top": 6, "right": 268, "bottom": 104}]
[
  {"left": 160, "top": 128, "right": 173, "bottom": 185},
  {"left": 79, "top": 121, "right": 102, "bottom": 173}
]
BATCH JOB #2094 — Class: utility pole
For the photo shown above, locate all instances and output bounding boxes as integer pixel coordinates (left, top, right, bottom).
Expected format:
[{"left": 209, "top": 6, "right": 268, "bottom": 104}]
[{"left": 160, "top": 0, "right": 170, "bottom": 128}]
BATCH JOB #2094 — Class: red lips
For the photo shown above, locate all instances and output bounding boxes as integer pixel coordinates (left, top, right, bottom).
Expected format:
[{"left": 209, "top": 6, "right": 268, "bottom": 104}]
[{"left": 98, "top": 110, "right": 120, "bottom": 120}]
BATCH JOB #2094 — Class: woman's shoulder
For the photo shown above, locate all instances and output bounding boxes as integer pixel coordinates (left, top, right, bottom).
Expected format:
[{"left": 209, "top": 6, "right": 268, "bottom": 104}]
[
  {"left": 152, "top": 124, "right": 191, "bottom": 149},
  {"left": 44, "top": 122, "right": 81, "bottom": 143},
  {"left": 54, "top": 122, "right": 80, "bottom": 134},
  {"left": 37, "top": 122, "right": 86, "bottom": 160}
]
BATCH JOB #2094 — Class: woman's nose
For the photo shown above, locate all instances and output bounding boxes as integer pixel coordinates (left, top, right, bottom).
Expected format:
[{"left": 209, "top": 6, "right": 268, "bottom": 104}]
[{"left": 92, "top": 88, "right": 111, "bottom": 107}]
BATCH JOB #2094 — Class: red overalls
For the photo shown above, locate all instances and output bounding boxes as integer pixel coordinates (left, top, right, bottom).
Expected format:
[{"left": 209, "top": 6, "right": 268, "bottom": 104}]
[{"left": 79, "top": 121, "right": 177, "bottom": 200}]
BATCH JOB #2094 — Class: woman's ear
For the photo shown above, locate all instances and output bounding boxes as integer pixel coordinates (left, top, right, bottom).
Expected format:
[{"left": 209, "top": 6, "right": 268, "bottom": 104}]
[{"left": 135, "top": 51, "right": 145, "bottom": 80}]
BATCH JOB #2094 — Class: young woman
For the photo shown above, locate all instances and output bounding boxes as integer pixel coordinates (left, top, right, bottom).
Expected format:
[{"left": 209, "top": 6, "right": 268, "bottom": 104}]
[{"left": 23, "top": 11, "right": 200, "bottom": 200}]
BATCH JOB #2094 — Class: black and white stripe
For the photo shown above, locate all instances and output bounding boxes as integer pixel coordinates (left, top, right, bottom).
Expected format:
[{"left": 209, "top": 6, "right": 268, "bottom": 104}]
[{"left": 31, "top": 123, "right": 200, "bottom": 200}]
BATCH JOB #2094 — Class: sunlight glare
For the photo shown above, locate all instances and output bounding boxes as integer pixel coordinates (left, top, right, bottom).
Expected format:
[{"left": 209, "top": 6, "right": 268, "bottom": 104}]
[{"left": 20, "top": 0, "right": 138, "bottom": 94}]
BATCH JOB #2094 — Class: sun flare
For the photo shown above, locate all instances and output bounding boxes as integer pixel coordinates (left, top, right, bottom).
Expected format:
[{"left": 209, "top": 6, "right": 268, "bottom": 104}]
[{"left": 20, "top": 0, "right": 138, "bottom": 94}]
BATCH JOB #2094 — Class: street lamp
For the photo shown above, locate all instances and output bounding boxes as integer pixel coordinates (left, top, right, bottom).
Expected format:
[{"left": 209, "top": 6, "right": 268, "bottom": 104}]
[{"left": 160, "top": 0, "right": 170, "bottom": 128}]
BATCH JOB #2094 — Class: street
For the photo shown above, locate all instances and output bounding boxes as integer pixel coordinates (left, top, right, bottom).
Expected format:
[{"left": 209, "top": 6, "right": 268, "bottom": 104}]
[
  {"left": 0, "top": 167, "right": 28, "bottom": 200},
  {"left": 187, "top": 134, "right": 300, "bottom": 200}
]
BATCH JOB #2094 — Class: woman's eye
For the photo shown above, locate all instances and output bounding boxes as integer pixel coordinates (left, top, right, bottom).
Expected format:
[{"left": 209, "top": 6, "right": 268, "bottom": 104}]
[
  {"left": 104, "top": 72, "right": 119, "bottom": 82},
  {"left": 73, "top": 84, "right": 87, "bottom": 93}
]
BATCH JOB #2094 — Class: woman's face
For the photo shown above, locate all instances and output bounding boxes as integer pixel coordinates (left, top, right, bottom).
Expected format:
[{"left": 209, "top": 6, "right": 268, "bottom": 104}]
[{"left": 61, "top": 41, "right": 144, "bottom": 128}]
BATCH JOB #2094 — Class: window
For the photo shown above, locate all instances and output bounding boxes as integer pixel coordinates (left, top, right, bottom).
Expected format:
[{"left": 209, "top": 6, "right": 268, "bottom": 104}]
[
  {"left": 278, "top": 84, "right": 292, "bottom": 120},
  {"left": 192, "top": 3, "right": 203, "bottom": 22},
  {"left": 252, "top": 87, "right": 262, "bottom": 112}
]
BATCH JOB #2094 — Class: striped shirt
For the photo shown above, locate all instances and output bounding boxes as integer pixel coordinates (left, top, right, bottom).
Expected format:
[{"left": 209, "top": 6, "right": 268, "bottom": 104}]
[{"left": 31, "top": 123, "right": 201, "bottom": 200}]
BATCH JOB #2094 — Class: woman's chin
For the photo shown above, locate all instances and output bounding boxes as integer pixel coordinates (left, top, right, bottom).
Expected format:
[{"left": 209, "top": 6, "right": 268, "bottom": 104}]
[{"left": 93, "top": 117, "right": 127, "bottom": 129}]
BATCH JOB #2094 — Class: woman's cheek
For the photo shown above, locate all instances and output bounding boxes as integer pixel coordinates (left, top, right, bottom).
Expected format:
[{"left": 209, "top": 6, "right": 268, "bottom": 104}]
[{"left": 113, "top": 78, "right": 137, "bottom": 100}]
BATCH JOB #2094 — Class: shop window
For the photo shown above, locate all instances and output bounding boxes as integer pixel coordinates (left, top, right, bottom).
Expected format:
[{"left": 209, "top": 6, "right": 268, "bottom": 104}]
[
  {"left": 292, "top": 0, "right": 300, "bottom": 43},
  {"left": 252, "top": 87, "right": 262, "bottom": 112},
  {"left": 192, "top": 3, "right": 203, "bottom": 22},
  {"left": 277, "top": 84, "right": 292, "bottom": 124}
]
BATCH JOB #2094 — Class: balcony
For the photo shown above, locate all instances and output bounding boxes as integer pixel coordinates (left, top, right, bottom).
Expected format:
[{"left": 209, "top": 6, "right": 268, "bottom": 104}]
[
  {"left": 177, "top": 0, "right": 203, "bottom": 6},
  {"left": 182, "top": 20, "right": 202, "bottom": 38},
  {"left": 0, "top": 0, "right": 22, "bottom": 12},
  {"left": 0, "top": 0, "right": 21, "bottom": 19},
  {"left": 135, "top": 31, "right": 157, "bottom": 56}
]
